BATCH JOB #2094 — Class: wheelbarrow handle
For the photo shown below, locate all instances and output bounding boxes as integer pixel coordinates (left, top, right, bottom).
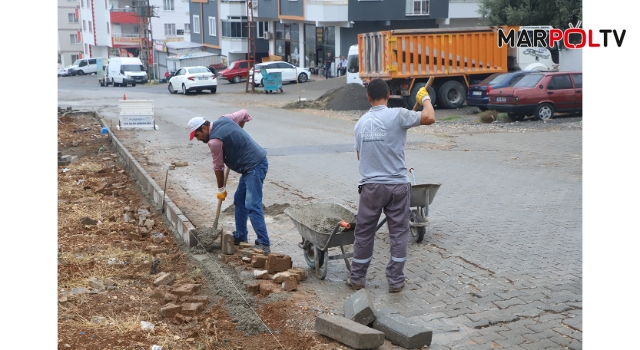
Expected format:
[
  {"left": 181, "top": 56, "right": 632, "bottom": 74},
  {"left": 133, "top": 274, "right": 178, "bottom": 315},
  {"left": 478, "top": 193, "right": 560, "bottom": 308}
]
[{"left": 409, "top": 168, "right": 417, "bottom": 185}]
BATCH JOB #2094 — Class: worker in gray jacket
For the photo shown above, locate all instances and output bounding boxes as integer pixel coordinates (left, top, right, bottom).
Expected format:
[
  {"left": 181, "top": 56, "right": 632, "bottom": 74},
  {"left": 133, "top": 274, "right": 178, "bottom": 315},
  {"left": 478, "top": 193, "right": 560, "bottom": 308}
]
[{"left": 347, "top": 79, "right": 435, "bottom": 293}]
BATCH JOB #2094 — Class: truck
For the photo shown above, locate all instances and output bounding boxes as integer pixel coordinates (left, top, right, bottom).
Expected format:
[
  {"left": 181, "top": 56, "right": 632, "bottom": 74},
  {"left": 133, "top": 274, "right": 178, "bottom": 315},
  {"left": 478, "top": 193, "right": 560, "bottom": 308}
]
[{"left": 357, "top": 26, "right": 561, "bottom": 109}]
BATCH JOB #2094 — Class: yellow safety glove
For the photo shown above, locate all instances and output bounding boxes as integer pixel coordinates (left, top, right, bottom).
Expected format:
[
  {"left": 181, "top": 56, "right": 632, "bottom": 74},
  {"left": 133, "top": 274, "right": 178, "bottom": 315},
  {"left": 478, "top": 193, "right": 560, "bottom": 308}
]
[
  {"left": 217, "top": 187, "right": 228, "bottom": 201},
  {"left": 416, "top": 87, "right": 431, "bottom": 106}
]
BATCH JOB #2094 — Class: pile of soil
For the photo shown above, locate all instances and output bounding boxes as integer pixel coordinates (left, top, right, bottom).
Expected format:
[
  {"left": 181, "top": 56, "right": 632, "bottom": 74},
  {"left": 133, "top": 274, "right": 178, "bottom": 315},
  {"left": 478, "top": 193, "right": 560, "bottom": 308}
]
[
  {"left": 57, "top": 112, "right": 342, "bottom": 349},
  {"left": 283, "top": 84, "right": 371, "bottom": 111}
]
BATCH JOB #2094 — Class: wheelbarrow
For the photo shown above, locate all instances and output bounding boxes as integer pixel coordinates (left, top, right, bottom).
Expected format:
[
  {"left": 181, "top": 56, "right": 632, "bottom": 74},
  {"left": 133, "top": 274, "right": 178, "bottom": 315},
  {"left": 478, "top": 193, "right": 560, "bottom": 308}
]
[
  {"left": 260, "top": 66, "right": 283, "bottom": 94},
  {"left": 284, "top": 203, "right": 356, "bottom": 280},
  {"left": 375, "top": 168, "right": 441, "bottom": 243}
]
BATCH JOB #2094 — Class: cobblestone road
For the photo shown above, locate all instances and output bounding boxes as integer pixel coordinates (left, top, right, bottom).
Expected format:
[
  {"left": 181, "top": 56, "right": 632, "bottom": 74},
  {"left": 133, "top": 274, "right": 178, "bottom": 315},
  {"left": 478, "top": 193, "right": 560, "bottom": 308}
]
[{"left": 59, "top": 79, "right": 582, "bottom": 349}]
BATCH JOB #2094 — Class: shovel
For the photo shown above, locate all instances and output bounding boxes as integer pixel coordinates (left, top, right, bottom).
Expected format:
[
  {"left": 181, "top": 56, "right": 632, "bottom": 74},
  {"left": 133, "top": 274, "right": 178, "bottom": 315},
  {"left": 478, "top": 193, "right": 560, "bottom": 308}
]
[{"left": 211, "top": 166, "right": 231, "bottom": 235}]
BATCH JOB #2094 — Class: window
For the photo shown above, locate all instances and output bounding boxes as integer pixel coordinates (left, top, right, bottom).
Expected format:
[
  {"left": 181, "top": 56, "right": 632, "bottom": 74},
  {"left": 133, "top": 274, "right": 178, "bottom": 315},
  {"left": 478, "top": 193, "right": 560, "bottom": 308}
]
[
  {"left": 193, "top": 15, "right": 200, "bottom": 34},
  {"left": 104, "top": 0, "right": 108, "bottom": 9},
  {"left": 58, "top": 54, "right": 62, "bottom": 64},
  {"left": 406, "top": 0, "right": 429, "bottom": 15},
  {"left": 71, "top": 54, "right": 79, "bottom": 62},
  {"left": 134, "top": 26, "right": 139, "bottom": 33},
  {"left": 208, "top": 17, "right": 217, "bottom": 36},
  {"left": 164, "top": 23, "right": 176, "bottom": 36},
  {"left": 88, "top": 21, "right": 92, "bottom": 33},
  {"left": 70, "top": 34, "right": 80, "bottom": 44},
  {"left": 106, "top": 22, "right": 110, "bottom": 34},
  {"left": 221, "top": 20, "right": 247, "bottom": 38},
  {"left": 257, "top": 21, "right": 269, "bottom": 38},
  {"left": 83, "top": 20, "right": 86, "bottom": 31},
  {"left": 184, "top": 23, "right": 190, "bottom": 33},
  {"left": 81, "top": 0, "right": 84, "bottom": 7},
  {"left": 548, "top": 75, "right": 573, "bottom": 90},
  {"left": 68, "top": 13, "right": 78, "bottom": 23},
  {"left": 163, "top": 0, "right": 174, "bottom": 11},
  {"left": 572, "top": 74, "right": 582, "bottom": 88},
  {"left": 88, "top": 59, "right": 96, "bottom": 65}
]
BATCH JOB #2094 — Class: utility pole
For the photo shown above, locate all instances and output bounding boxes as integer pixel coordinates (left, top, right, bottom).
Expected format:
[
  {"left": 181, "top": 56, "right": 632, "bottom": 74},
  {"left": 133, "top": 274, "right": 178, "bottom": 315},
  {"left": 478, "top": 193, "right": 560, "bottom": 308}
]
[
  {"left": 245, "top": 0, "right": 257, "bottom": 92},
  {"left": 135, "top": 1, "right": 157, "bottom": 80}
]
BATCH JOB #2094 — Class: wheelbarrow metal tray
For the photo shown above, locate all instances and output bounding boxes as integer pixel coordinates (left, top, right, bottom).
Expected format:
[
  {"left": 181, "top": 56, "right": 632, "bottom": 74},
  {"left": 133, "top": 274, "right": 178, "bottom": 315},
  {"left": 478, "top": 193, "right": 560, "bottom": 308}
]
[
  {"left": 410, "top": 183, "right": 441, "bottom": 207},
  {"left": 284, "top": 203, "right": 356, "bottom": 250}
]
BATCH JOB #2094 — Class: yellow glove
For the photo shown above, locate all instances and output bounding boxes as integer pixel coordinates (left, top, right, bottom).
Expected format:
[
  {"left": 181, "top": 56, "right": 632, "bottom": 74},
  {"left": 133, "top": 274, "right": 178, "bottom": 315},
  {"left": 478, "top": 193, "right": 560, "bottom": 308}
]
[
  {"left": 416, "top": 87, "right": 430, "bottom": 106},
  {"left": 217, "top": 187, "right": 228, "bottom": 201}
]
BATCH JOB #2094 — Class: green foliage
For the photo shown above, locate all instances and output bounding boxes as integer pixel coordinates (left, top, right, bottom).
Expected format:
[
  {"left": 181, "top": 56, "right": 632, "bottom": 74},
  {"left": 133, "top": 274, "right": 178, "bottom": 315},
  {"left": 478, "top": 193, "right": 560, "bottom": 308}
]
[
  {"left": 438, "top": 116, "right": 463, "bottom": 122},
  {"left": 478, "top": 0, "right": 582, "bottom": 31},
  {"left": 496, "top": 113, "right": 511, "bottom": 122}
]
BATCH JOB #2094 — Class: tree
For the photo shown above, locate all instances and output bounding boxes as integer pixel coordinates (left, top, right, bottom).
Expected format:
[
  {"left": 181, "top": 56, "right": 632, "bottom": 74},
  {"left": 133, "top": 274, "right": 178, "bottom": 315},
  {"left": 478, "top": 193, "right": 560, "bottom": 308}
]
[{"left": 478, "top": 0, "right": 582, "bottom": 31}]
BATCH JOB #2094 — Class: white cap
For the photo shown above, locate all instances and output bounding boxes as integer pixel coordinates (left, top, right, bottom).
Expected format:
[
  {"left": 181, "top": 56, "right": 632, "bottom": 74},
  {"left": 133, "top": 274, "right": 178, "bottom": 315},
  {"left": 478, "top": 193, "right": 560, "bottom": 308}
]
[{"left": 187, "top": 117, "right": 206, "bottom": 140}]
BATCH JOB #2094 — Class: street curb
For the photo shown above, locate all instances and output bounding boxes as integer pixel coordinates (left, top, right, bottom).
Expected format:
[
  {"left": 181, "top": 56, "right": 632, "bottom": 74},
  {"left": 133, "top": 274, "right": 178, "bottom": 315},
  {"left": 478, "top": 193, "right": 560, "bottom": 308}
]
[{"left": 93, "top": 111, "right": 199, "bottom": 248}]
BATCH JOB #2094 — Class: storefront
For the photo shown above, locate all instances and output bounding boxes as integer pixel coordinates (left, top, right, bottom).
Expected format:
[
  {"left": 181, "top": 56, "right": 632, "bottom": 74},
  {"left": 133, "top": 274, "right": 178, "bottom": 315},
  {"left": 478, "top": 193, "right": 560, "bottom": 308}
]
[{"left": 273, "top": 22, "right": 335, "bottom": 73}]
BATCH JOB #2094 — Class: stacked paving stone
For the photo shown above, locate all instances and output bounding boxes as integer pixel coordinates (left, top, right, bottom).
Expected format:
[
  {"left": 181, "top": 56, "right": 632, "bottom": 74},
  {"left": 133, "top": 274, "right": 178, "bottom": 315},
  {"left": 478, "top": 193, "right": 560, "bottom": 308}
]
[
  {"left": 315, "top": 289, "right": 433, "bottom": 349},
  {"left": 151, "top": 273, "right": 208, "bottom": 324}
]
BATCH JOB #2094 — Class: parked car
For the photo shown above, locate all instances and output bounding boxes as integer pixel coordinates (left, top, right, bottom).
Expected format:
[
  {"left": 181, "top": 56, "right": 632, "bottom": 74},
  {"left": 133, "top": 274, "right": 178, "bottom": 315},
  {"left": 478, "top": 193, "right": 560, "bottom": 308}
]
[
  {"left": 466, "top": 71, "right": 534, "bottom": 110},
  {"left": 58, "top": 66, "right": 73, "bottom": 77},
  {"left": 486, "top": 71, "right": 582, "bottom": 121},
  {"left": 218, "top": 60, "right": 250, "bottom": 83},
  {"left": 167, "top": 66, "right": 217, "bottom": 94},
  {"left": 69, "top": 58, "right": 105, "bottom": 75},
  {"left": 248, "top": 61, "right": 310, "bottom": 87}
]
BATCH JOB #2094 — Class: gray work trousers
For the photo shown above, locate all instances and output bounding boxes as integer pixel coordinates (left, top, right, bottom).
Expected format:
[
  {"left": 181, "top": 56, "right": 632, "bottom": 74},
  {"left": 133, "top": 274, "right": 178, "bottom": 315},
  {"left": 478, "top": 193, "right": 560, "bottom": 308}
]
[{"left": 349, "top": 183, "right": 411, "bottom": 288}]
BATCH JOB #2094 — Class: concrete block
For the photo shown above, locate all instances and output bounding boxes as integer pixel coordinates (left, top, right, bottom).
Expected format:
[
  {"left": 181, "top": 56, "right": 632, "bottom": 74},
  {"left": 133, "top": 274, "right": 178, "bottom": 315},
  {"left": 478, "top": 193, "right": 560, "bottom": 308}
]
[
  {"left": 149, "top": 285, "right": 173, "bottom": 299},
  {"left": 343, "top": 289, "right": 376, "bottom": 326},
  {"left": 221, "top": 232, "right": 235, "bottom": 255},
  {"left": 315, "top": 314, "right": 385, "bottom": 349},
  {"left": 163, "top": 293, "right": 178, "bottom": 304},
  {"left": 259, "top": 281, "right": 281, "bottom": 296},
  {"left": 245, "top": 280, "right": 264, "bottom": 295},
  {"left": 239, "top": 242, "right": 253, "bottom": 249},
  {"left": 265, "top": 254, "right": 292, "bottom": 274},
  {"left": 372, "top": 313, "right": 433, "bottom": 349}
]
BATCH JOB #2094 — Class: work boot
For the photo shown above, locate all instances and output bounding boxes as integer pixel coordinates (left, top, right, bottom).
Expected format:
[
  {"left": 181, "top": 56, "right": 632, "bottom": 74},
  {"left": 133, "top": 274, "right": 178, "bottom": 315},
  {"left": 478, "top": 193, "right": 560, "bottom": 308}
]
[
  {"left": 345, "top": 278, "right": 364, "bottom": 291},
  {"left": 233, "top": 232, "right": 247, "bottom": 246},
  {"left": 254, "top": 243, "right": 271, "bottom": 254},
  {"left": 388, "top": 282, "right": 405, "bottom": 293}
]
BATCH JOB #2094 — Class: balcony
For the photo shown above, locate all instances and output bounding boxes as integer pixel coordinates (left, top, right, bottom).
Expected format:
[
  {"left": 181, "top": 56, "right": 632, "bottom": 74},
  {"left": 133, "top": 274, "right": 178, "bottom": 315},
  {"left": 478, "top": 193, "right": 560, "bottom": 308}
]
[
  {"left": 110, "top": 9, "right": 139, "bottom": 24},
  {"left": 305, "top": 0, "right": 347, "bottom": 23}
]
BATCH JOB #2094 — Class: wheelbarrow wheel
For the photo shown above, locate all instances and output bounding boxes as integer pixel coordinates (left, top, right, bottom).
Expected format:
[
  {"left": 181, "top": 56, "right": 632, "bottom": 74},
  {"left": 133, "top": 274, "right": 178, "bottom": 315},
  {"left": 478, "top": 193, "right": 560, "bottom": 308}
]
[
  {"left": 410, "top": 207, "right": 427, "bottom": 243},
  {"left": 303, "top": 239, "right": 325, "bottom": 269}
]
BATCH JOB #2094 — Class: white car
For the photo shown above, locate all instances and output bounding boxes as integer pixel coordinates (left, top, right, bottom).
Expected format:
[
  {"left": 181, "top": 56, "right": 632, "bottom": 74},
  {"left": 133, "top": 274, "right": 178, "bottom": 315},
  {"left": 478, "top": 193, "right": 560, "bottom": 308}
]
[
  {"left": 248, "top": 61, "right": 310, "bottom": 87},
  {"left": 167, "top": 66, "right": 217, "bottom": 94},
  {"left": 58, "top": 66, "right": 73, "bottom": 77}
]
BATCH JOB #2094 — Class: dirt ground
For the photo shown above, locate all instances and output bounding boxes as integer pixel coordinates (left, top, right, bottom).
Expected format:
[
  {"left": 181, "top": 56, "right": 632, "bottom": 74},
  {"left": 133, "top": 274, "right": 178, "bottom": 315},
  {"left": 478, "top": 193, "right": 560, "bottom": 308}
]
[{"left": 57, "top": 112, "right": 345, "bottom": 350}]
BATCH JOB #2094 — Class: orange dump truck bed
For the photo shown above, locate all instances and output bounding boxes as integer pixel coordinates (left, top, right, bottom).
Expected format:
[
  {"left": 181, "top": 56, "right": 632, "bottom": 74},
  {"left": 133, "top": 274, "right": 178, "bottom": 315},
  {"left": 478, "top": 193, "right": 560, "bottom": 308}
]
[{"left": 357, "top": 26, "right": 517, "bottom": 109}]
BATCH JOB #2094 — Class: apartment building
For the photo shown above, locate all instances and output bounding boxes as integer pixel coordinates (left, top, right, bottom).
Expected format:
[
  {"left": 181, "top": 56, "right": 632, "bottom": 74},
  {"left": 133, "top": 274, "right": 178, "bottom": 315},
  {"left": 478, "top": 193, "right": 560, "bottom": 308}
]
[
  {"left": 186, "top": 0, "right": 482, "bottom": 75},
  {"left": 58, "top": 0, "right": 83, "bottom": 68}
]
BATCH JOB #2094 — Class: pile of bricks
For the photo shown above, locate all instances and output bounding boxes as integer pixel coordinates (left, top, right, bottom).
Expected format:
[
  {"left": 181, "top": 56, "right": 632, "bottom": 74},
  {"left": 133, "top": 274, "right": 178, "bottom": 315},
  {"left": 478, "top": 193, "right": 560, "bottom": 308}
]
[
  {"left": 315, "top": 289, "right": 433, "bottom": 349},
  {"left": 220, "top": 238, "right": 308, "bottom": 297},
  {"left": 151, "top": 273, "right": 208, "bottom": 323}
]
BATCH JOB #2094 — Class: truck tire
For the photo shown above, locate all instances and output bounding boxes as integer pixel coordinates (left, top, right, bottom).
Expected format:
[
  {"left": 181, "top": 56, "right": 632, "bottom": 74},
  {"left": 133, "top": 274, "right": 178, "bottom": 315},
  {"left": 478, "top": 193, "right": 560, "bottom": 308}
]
[
  {"left": 437, "top": 80, "right": 466, "bottom": 109},
  {"left": 409, "top": 83, "right": 437, "bottom": 111}
]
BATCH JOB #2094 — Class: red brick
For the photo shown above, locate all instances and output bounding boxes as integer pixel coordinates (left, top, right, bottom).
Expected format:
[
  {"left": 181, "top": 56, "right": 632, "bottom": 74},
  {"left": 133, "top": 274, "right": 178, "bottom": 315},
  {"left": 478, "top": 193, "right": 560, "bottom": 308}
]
[
  {"left": 181, "top": 302, "right": 204, "bottom": 316},
  {"left": 265, "top": 254, "right": 292, "bottom": 274},
  {"left": 163, "top": 293, "right": 179, "bottom": 304},
  {"left": 181, "top": 295, "right": 209, "bottom": 305},
  {"left": 150, "top": 285, "right": 173, "bottom": 299},
  {"left": 153, "top": 272, "right": 175, "bottom": 286},
  {"left": 251, "top": 255, "right": 267, "bottom": 268},
  {"left": 259, "top": 281, "right": 281, "bottom": 297},
  {"left": 172, "top": 284, "right": 201, "bottom": 296},
  {"left": 282, "top": 276, "right": 298, "bottom": 292},
  {"left": 160, "top": 303, "right": 182, "bottom": 318}
]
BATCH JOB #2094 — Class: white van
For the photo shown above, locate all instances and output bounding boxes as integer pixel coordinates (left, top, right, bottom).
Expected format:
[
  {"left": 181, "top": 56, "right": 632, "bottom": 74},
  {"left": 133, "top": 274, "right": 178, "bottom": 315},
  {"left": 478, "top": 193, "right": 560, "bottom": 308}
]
[
  {"left": 346, "top": 45, "right": 363, "bottom": 86},
  {"left": 69, "top": 57, "right": 106, "bottom": 75},
  {"left": 108, "top": 57, "right": 148, "bottom": 87}
]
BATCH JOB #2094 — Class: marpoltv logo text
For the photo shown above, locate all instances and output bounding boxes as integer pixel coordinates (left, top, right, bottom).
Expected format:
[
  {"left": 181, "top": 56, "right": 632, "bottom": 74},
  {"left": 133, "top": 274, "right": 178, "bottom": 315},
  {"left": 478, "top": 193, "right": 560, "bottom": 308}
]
[{"left": 498, "top": 22, "right": 626, "bottom": 49}]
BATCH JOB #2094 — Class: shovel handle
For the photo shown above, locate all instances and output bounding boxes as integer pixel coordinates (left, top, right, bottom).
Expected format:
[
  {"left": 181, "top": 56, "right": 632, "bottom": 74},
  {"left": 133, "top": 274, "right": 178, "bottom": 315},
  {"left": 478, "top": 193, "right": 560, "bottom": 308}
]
[{"left": 412, "top": 76, "right": 435, "bottom": 111}]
